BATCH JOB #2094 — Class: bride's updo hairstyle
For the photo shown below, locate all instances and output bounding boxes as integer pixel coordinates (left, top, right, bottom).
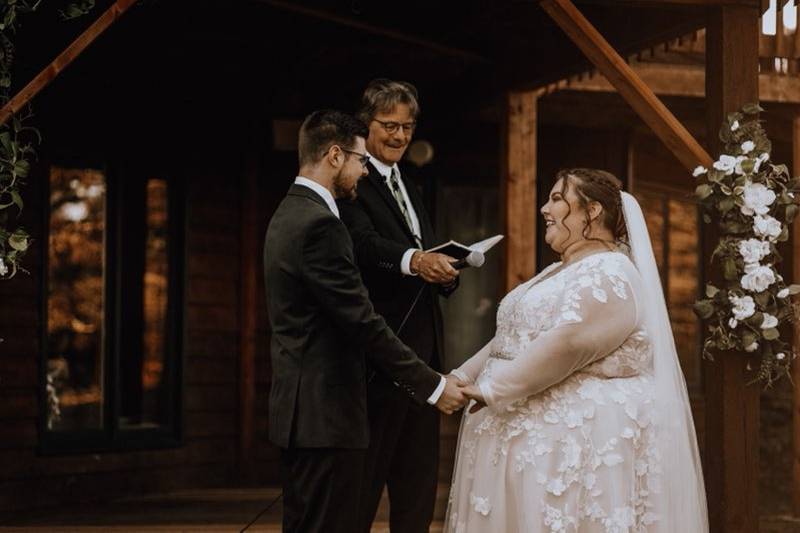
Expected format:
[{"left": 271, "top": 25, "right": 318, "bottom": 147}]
[{"left": 555, "top": 168, "right": 628, "bottom": 246}]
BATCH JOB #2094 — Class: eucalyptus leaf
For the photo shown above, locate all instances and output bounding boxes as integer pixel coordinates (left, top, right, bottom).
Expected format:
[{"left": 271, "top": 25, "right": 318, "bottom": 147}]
[
  {"left": 742, "top": 102, "right": 765, "bottom": 115},
  {"left": 723, "top": 258, "right": 738, "bottom": 280},
  {"left": 696, "top": 184, "right": 713, "bottom": 200},
  {"left": 8, "top": 232, "right": 28, "bottom": 251},
  {"left": 763, "top": 328, "right": 781, "bottom": 340},
  {"left": 706, "top": 284, "right": 720, "bottom": 298},
  {"left": 787, "top": 284, "right": 800, "bottom": 295},
  {"left": 693, "top": 300, "right": 715, "bottom": 319}
]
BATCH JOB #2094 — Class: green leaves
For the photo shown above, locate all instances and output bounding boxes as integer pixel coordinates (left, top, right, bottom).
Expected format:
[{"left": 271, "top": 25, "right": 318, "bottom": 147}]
[
  {"left": 696, "top": 184, "right": 713, "bottom": 200},
  {"left": 693, "top": 300, "right": 715, "bottom": 319},
  {"left": 8, "top": 229, "right": 28, "bottom": 251}
]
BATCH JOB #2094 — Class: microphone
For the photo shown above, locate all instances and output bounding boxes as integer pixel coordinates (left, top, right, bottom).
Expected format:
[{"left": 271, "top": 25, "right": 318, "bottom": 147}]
[{"left": 452, "top": 250, "right": 485, "bottom": 270}]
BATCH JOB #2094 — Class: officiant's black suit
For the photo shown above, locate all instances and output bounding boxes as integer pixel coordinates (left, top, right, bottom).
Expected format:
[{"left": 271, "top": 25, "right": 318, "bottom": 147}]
[
  {"left": 338, "top": 162, "right": 457, "bottom": 533},
  {"left": 264, "top": 183, "right": 441, "bottom": 533}
]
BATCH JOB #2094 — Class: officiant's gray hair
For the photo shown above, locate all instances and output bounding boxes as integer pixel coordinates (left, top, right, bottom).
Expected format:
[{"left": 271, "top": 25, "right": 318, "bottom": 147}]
[{"left": 357, "top": 79, "right": 420, "bottom": 123}]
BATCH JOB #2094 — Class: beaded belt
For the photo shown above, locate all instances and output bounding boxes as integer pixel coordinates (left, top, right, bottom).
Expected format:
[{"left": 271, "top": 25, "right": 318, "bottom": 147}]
[{"left": 488, "top": 350, "right": 514, "bottom": 361}]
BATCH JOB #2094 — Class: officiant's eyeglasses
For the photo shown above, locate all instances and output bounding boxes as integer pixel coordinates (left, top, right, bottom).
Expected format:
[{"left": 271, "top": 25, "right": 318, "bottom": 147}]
[
  {"left": 372, "top": 119, "right": 417, "bottom": 135},
  {"left": 341, "top": 149, "right": 370, "bottom": 167}
]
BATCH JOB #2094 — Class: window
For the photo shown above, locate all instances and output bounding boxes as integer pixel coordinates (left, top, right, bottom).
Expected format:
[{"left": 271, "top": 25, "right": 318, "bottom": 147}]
[{"left": 42, "top": 164, "right": 184, "bottom": 452}]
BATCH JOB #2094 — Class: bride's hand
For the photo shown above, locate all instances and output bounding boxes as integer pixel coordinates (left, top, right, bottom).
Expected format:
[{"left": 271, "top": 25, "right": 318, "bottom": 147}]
[{"left": 461, "top": 383, "right": 487, "bottom": 413}]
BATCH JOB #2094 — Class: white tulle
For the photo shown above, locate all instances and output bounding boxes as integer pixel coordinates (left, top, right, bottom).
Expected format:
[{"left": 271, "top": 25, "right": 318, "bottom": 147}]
[{"left": 620, "top": 191, "right": 708, "bottom": 532}]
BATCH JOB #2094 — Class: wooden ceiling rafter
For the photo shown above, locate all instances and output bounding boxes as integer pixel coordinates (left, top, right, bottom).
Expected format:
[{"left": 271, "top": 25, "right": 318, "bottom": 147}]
[
  {"left": 0, "top": 0, "right": 139, "bottom": 128},
  {"left": 539, "top": 0, "right": 714, "bottom": 170}
]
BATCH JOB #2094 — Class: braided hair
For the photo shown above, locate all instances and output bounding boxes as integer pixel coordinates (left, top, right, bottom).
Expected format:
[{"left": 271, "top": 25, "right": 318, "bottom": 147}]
[{"left": 555, "top": 168, "right": 628, "bottom": 246}]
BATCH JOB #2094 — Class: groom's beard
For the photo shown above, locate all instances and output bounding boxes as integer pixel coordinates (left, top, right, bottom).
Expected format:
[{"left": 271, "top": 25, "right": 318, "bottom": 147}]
[{"left": 333, "top": 171, "right": 357, "bottom": 200}]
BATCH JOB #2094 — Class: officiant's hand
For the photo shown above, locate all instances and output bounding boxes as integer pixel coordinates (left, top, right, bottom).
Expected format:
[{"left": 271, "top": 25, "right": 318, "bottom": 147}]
[
  {"left": 411, "top": 251, "right": 459, "bottom": 285},
  {"left": 435, "top": 374, "right": 468, "bottom": 415},
  {"left": 461, "top": 384, "right": 487, "bottom": 413}
]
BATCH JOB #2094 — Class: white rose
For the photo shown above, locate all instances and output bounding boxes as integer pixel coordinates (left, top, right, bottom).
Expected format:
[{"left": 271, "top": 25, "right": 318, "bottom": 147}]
[
  {"left": 740, "top": 182, "right": 776, "bottom": 216},
  {"left": 729, "top": 294, "right": 756, "bottom": 320},
  {"left": 761, "top": 313, "right": 779, "bottom": 329},
  {"left": 778, "top": 288, "right": 790, "bottom": 298},
  {"left": 741, "top": 140, "right": 755, "bottom": 154},
  {"left": 745, "top": 341, "right": 759, "bottom": 352},
  {"left": 0, "top": 257, "right": 7, "bottom": 276},
  {"left": 729, "top": 317, "right": 738, "bottom": 329},
  {"left": 714, "top": 154, "right": 740, "bottom": 175},
  {"left": 753, "top": 214, "right": 782, "bottom": 241},
  {"left": 753, "top": 152, "right": 770, "bottom": 173},
  {"left": 738, "top": 238, "right": 770, "bottom": 264},
  {"left": 740, "top": 263, "right": 777, "bottom": 293},
  {"left": 777, "top": 352, "right": 786, "bottom": 360},
  {"left": 732, "top": 120, "right": 740, "bottom": 131},
  {"left": 693, "top": 165, "right": 707, "bottom": 177}
]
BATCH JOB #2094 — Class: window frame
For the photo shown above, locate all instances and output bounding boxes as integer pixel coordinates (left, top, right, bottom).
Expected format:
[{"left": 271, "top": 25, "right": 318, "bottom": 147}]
[{"left": 38, "top": 158, "right": 186, "bottom": 454}]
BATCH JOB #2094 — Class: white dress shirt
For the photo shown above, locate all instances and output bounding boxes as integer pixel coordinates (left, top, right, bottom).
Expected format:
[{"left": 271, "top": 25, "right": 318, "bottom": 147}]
[
  {"left": 294, "top": 176, "right": 339, "bottom": 218},
  {"left": 367, "top": 154, "right": 421, "bottom": 276},
  {"left": 295, "top": 174, "right": 446, "bottom": 404}
]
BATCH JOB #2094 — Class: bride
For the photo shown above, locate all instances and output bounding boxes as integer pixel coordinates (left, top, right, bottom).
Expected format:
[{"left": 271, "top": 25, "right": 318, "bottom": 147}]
[{"left": 446, "top": 168, "right": 708, "bottom": 532}]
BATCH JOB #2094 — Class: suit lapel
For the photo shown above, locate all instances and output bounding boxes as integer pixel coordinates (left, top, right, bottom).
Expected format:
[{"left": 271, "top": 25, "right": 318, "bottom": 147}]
[{"left": 366, "top": 164, "right": 419, "bottom": 246}]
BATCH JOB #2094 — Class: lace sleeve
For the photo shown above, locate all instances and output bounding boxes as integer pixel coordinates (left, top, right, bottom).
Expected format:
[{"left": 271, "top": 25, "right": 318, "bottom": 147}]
[
  {"left": 479, "top": 257, "right": 641, "bottom": 411},
  {"left": 450, "top": 338, "right": 494, "bottom": 384}
]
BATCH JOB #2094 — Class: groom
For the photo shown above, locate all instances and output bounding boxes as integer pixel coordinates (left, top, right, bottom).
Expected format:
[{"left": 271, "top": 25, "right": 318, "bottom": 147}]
[{"left": 263, "top": 110, "right": 466, "bottom": 533}]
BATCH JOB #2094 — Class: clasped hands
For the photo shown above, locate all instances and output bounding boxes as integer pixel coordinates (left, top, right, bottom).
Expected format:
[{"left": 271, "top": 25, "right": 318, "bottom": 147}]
[{"left": 434, "top": 374, "right": 487, "bottom": 415}]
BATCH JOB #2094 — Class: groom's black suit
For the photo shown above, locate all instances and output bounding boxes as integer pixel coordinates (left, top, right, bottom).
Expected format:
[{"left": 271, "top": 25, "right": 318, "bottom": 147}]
[
  {"left": 264, "top": 183, "right": 441, "bottom": 533},
  {"left": 338, "top": 162, "right": 457, "bottom": 532}
]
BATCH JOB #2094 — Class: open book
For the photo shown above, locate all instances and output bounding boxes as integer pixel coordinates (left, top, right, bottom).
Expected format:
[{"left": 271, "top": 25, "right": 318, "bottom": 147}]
[{"left": 425, "top": 234, "right": 504, "bottom": 260}]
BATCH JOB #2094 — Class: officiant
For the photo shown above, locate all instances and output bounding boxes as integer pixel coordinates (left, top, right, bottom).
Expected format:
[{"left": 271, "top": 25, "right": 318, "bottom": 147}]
[{"left": 338, "top": 78, "right": 460, "bottom": 533}]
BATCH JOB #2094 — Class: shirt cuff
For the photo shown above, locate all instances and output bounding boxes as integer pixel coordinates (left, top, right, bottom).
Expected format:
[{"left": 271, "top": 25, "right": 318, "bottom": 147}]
[
  {"left": 426, "top": 375, "right": 447, "bottom": 405},
  {"left": 401, "top": 248, "right": 420, "bottom": 276}
]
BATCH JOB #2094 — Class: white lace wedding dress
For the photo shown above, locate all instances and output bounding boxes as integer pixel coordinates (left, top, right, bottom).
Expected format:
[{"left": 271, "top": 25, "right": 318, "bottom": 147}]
[{"left": 446, "top": 251, "right": 662, "bottom": 532}]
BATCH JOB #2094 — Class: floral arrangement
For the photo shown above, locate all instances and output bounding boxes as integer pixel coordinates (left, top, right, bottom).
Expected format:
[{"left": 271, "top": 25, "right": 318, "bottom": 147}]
[{"left": 693, "top": 103, "right": 800, "bottom": 385}]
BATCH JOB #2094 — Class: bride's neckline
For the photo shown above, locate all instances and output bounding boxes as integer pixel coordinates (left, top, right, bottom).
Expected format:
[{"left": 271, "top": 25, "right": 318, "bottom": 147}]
[{"left": 529, "top": 249, "right": 623, "bottom": 289}]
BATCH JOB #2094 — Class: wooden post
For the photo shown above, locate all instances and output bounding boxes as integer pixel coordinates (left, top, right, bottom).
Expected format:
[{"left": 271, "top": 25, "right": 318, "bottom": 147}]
[
  {"left": 704, "top": 6, "right": 761, "bottom": 532},
  {"left": 238, "top": 130, "right": 260, "bottom": 481},
  {"left": 503, "top": 91, "right": 538, "bottom": 292},
  {"left": 792, "top": 115, "right": 800, "bottom": 517}
]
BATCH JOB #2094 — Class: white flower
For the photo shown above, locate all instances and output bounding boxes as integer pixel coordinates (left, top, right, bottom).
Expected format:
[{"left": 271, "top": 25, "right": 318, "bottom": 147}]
[
  {"left": 754, "top": 152, "right": 770, "bottom": 173},
  {"left": 777, "top": 352, "right": 786, "bottom": 360},
  {"left": 738, "top": 238, "right": 770, "bottom": 264},
  {"left": 740, "top": 182, "right": 776, "bottom": 216},
  {"left": 470, "top": 494, "right": 491, "bottom": 516},
  {"left": 741, "top": 140, "right": 755, "bottom": 154},
  {"left": 693, "top": 165, "right": 708, "bottom": 177},
  {"left": 729, "top": 294, "right": 756, "bottom": 319},
  {"left": 714, "top": 154, "right": 740, "bottom": 175},
  {"left": 745, "top": 341, "right": 759, "bottom": 352},
  {"left": 778, "top": 288, "right": 790, "bottom": 298},
  {"left": 732, "top": 120, "right": 740, "bottom": 131},
  {"left": 729, "top": 317, "right": 738, "bottom": 329},
  {"left": 753, "top": 214, "right": 782, "bottom": 241},
  {"left": 0, "top": 257, "right": 7, "bottom": 277},
  {"left": 761, "top": 313, "right": 779, "bottom": 329},
  {"left": 741, "top": 263, "right": 777, "bottom": 293}
]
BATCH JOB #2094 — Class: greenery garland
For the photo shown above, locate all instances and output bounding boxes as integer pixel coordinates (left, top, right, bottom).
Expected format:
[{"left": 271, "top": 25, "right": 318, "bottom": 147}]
[
  {"left": 0, "top": 0, "right": 94, "bottom": 280},
  {"left": 693, "top": 103, "right": 800, "bottom": 386}
]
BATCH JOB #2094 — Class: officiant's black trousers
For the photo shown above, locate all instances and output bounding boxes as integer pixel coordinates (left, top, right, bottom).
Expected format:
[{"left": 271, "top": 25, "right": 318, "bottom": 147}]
[
  {"left": 359, "top": 381, "right": 440, "bottom": 533},
  {"left": 280, "top": 447, "right": 364, "bottom": 533}
]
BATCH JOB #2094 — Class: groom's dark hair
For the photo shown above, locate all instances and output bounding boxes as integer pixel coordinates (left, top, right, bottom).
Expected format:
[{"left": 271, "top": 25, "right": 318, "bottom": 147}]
[{"left": 298, "top": 110, "right": 368, "bottom": 166}]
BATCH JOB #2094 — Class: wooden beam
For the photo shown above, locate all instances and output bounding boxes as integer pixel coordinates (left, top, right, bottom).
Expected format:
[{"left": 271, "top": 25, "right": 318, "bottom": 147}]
[
  {"left": 539, "top": 0, "right": 714, "bottom": 171},
  {"left": 237, "top": 126, "right": 260, "bottom": 482},
  {"left": 703, "top": 6, "right": 761, "bottom": 533},
  {"left": 566, "top": 62, "right": 800, "bottom": 103},
  {"left": 504, "top": 91, "right": 539, "bottom": 292},
  {"left": 255, "top": 0, "right": 489, "bottom": 64},
  {"left": 0, "top": 0, "right": 139, "bottom": 127},
  {"left": 792, "top": 115, "right": 800, "bottom": 518}
]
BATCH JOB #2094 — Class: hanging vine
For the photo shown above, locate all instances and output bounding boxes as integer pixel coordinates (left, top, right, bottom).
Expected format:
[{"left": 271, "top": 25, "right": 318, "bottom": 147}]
[{"left": 0, "top": 0, "right": 95, "bottom": 279}]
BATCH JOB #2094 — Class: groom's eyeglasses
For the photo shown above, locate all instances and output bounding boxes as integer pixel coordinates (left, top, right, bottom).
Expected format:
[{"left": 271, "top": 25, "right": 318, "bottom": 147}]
[{"left": 342, "top": 149, "right": 370, "bottom": 168}]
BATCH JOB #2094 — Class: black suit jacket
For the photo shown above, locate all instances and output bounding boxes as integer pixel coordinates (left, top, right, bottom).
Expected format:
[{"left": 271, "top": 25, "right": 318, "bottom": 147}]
[
  {"left": 263, "top": 184, "right": 441, "bottom": 449},
  {"left": 338, "top": 163, "right": 455, "bottom": 376}
]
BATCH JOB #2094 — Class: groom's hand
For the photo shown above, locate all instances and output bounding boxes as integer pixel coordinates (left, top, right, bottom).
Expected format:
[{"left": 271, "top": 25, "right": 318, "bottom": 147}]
[
  {"left": 411, "top": 251, "right": 459, "bottom": 285},
  {"left": 435, "top": 374, "right": 468, "bottom": 415}
]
